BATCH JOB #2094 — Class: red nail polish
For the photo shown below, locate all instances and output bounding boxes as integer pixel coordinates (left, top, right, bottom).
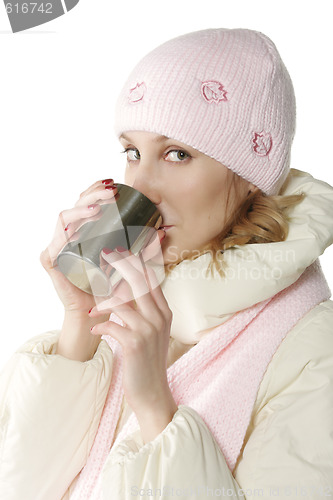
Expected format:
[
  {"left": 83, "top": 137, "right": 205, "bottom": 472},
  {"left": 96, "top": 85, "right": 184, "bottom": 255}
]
[
  {"left": 88, "top": 308, "right": 92, "bottom": 314},
  {"left": 115, "top": 246, "right": 127, "bottom": 252},
  {"left": 102, "top": 247, "right": 113, "bottom": 254},
  {"left": 64, "top": 224, "right": 70, "bottom": 232},
  {"left": 105, "top": 185, "right": 117, "bottom": 190},
  {"left": 102, "top": 178, "right": 114, "bottom": 185}
]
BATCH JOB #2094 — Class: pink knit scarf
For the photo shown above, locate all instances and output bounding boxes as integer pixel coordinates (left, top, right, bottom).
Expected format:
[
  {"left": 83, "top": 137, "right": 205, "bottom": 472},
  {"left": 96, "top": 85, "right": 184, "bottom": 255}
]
[{"left": 71, "top": 260, "right": 330, "bottom": 499}]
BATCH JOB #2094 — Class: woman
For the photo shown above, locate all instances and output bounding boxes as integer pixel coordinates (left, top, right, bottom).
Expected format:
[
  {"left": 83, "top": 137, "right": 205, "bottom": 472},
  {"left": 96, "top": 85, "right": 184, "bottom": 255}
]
[{"left": 1, "top": 28, "right": 332, "bottom": 500}]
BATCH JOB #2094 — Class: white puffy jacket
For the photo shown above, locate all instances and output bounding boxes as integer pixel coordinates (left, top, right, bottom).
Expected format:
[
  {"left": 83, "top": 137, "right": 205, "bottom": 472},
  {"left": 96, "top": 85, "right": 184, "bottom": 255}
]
[{"left": 0, "top": 170, "right": 333, "bottom": 499}]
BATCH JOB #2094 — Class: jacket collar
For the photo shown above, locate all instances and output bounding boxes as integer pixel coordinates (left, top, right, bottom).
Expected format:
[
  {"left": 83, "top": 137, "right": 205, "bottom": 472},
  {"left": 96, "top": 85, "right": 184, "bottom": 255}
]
[{"left": 160, "top": 169, "right": 333, "bottom": 343}]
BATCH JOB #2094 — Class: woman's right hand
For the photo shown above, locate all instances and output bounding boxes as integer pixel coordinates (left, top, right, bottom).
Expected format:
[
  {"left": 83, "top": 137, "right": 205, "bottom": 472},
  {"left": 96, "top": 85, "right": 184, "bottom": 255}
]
[{"left": 40, "top": 179, "right": 118, "bottom": 315}]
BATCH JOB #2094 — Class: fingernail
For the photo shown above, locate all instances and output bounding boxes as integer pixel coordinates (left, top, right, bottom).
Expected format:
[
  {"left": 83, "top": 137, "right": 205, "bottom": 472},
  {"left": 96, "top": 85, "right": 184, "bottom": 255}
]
[
  {"left": 115, "top": 246, "right": 127, "bottom": 252},
  {"left": 102, "top": 247, "right": 113, "bottom": 254},
  {"left": 88, "top": 204, "right": 98, "bottom": 210},
  {"left": 105, "top": 185, "right": 117, "bottom": 191},
  {"left": 90, "top": 326, "right": 95, "bottom": 333},
  {"left": 88, "top": 308, "right": 93, "bottom": 314},
  {"left": 102, "top": 178, "right": 114, "bottom": 185},
  {"left": 64, "top": 224, "right": 70, "bottom": 232}
]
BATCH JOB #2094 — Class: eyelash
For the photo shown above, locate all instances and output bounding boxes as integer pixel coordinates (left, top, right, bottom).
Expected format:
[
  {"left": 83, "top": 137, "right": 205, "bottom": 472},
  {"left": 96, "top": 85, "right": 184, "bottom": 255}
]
[
  {"left": 121, "top": 148, "right": 140, "bottom": 161},
  {"left": 121, "top": 148, "right": 191, "bottom": 163},
  {"left": 166, "top": 150, "right": 191, "bottom": 162}
]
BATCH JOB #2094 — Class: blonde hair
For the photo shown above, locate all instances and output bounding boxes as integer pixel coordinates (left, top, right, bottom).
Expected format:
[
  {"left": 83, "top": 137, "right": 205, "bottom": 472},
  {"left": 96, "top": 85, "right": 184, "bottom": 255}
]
[{"left": 164, "top": 173, "right": 305, "bottom": 277}]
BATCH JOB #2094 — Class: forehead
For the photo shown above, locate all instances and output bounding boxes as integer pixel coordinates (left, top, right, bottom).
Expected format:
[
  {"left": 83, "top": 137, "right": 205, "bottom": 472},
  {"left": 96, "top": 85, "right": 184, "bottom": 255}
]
[
  {"left": 119, "top": 131, "right": 200, "bottom": 156},
  {"left": 119, "top": 131, "right": 169, "bottom": 143}
]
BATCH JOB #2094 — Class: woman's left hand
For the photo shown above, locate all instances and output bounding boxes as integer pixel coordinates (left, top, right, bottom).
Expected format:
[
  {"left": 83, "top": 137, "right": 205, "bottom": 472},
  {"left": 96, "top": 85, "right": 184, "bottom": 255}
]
[{"left": 89, "top": 230, "right": 178, "bottom": 442}]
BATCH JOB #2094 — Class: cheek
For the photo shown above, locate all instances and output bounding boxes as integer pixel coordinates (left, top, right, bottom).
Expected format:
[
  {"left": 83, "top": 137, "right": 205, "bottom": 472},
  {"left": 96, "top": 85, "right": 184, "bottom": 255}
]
[
  {"left": 177, "top": 176, "right": 221, "bottom": 210},
  {"left": 185, "top": 179, "right": 225, "bottom": 216},
  {"left": 192, "top": 185, "right": 228, "bottom": 236},
  {"left": 181, "top": 184, "right": 224, "bottom": 236},
  {"left": 179, "top": 176, "right": 207, "bottom": 204},
  {"left": 124, "top": 167, "right": 132, "bottom": 185}
]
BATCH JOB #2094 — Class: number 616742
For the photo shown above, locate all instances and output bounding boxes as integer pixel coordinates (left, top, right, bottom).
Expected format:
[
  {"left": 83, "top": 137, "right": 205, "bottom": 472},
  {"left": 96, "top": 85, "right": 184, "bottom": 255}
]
[{"left": 5, "top": 3, "right": 53, "bottom": 14}]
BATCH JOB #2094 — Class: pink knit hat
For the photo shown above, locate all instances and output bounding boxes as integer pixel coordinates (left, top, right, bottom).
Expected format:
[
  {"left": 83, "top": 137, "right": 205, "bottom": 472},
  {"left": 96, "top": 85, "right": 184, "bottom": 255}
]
[{"left": 114, "top": 28, "right": 296, "bottom": 195}]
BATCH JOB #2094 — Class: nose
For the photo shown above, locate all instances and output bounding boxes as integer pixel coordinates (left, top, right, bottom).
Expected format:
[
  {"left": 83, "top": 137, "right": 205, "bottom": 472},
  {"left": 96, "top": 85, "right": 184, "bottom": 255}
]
[{"left": 131, "top": 161, "right": 162, "bottom": 206}]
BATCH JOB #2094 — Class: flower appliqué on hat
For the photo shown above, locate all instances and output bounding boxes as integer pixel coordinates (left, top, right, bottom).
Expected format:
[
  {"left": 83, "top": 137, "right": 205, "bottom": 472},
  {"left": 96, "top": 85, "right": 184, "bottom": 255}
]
[
  {"left": 201, "top": 81, "right": 228, "bottom": 104},
  {"left": 128, "top": 82, "right": 146, "bottom": 103},
  {"left": 252, "top": 131, "right": 272, "bottom": 157}
]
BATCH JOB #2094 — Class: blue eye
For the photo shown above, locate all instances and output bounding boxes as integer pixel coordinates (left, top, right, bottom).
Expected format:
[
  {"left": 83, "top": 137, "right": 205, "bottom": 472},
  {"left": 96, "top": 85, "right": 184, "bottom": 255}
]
[
  {"left": 165, "top": 150, "right": 190, "bottom": 162},
  {"left": 122, "top": 148, "right": 140, "bottom": 161}
]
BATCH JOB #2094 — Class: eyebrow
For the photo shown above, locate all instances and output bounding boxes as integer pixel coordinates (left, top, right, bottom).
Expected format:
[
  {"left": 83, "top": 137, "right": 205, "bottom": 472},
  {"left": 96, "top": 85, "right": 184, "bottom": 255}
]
[{"left": 119, "top": 133, "right": 169, "bottom": 143}]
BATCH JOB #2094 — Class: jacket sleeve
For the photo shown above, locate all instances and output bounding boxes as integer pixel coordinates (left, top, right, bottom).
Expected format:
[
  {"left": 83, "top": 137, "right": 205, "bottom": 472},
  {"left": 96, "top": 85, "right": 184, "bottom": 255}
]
[
  {"left": 0, "top": 331, "right": 113, "bottom": 500},
  {"left": 102, "top": 301, "right": 333, "bottom": 500},
  {"left": 103, "top": 404, "right": 244, "bottom": 499}
]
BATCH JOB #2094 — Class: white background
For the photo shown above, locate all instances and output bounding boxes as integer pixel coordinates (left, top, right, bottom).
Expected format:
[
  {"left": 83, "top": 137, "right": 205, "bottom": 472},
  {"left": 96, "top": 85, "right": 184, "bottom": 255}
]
[{"left": 0, "top": 0, "right": 332, "bottom": 370}]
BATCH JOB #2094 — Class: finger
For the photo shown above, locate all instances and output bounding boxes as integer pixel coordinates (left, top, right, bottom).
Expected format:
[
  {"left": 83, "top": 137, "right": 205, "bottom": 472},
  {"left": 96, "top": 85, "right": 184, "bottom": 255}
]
[
  {"left": 90, "top": 302, "right": 152, "bottom": 348},
  {"left": 97, "top": 230, "right": 165, "bottom": 296},
  {"left": 44, "top": 204, "right": 102, "bottom": 265},
  {"left": 104, "top": 287, "right": 171, "bottom": 342},
  {"left": 102, "top": 246, "right": 165, "bottom": 291},
  {"left": 92, "top": 242, "right": 165, "bottom": 315},
  {"left": 89, "top": 283, "right": 137, "bottom": 316},
  {"left": 114, "top": 250, "right": 170, "bottom": 318},
  {"left": 76, "top": 179, "right": 115, "bottom": 201},
  {"left": 75, "top": 184, "right": 118, "bottom": 208},
  {"left": 90, "top": 318, "right": 130, "bottom": 347},
  {"left": 92, "top": 301, "right": 135, "bottom": 329},
  {"left": 58, "top": 204, "right": 101, "bottom": 228},
  {"left": 103, "top": 249, "right": 150, "bottom": 299},
  {"left": 100, "top": 249, "right": 166, "bottom": 318}
]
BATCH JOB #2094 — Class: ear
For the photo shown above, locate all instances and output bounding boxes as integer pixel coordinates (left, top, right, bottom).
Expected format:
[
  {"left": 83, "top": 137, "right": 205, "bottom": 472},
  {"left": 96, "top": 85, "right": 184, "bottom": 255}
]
[{"left": 248, "top": 183, "right": 257, "bottom": 195}]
